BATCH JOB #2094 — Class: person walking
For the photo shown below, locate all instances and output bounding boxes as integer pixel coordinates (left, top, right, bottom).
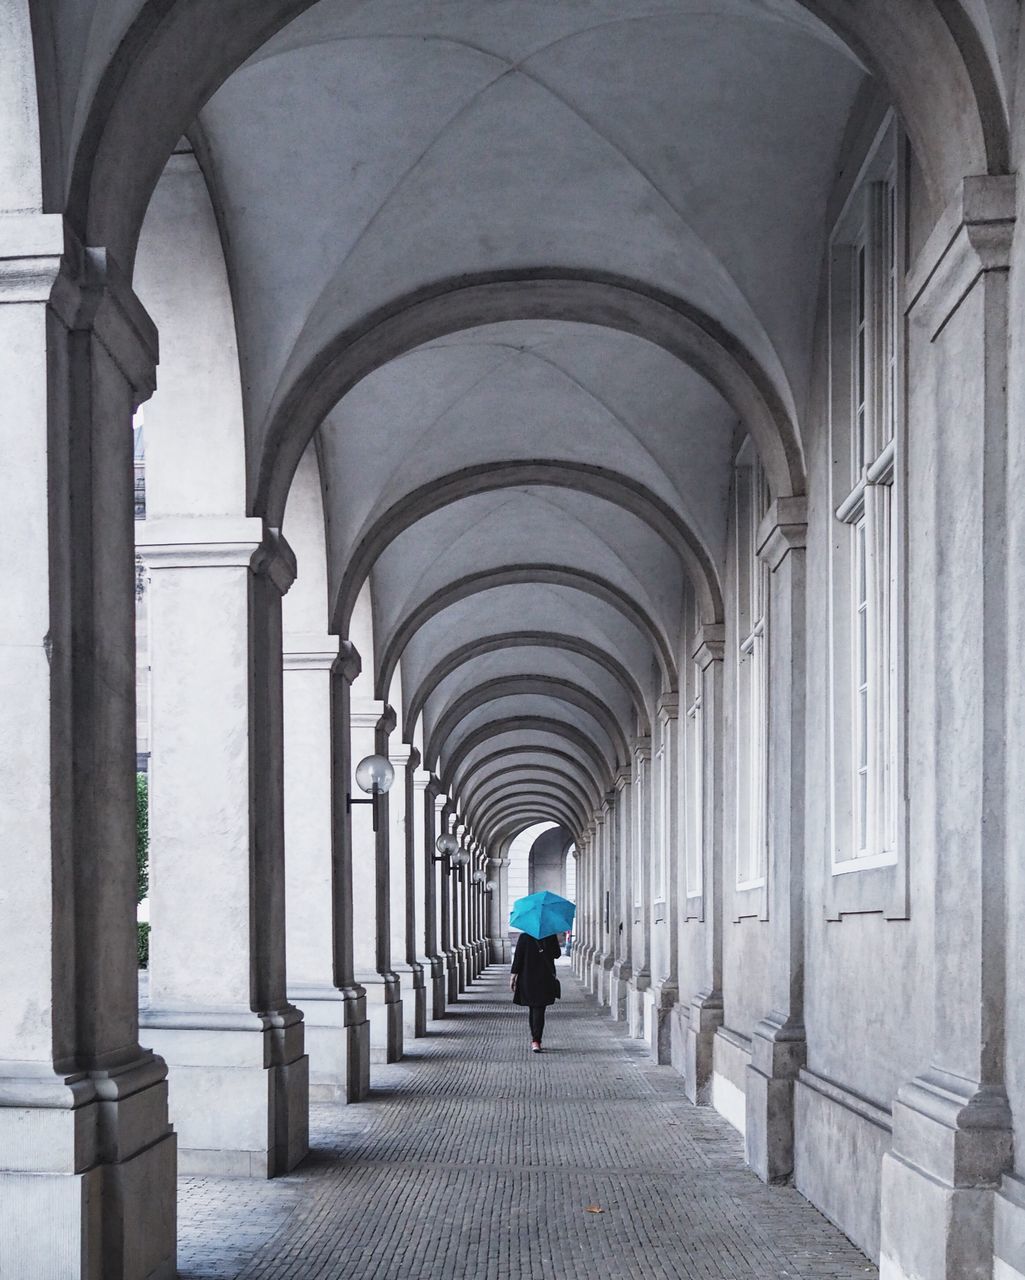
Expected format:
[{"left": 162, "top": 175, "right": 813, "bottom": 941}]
[{"left": 510, "top": 932, "right": 561, "bottom": 1053}]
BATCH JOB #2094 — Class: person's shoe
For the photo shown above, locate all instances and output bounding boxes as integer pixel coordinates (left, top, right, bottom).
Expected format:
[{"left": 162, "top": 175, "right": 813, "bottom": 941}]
[{"left": 531, "top": 1041, "right": 542, "bottom": 1053}]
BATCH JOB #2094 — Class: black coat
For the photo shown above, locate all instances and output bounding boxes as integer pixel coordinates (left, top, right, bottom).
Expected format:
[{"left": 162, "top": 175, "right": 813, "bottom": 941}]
[{"left": 511, "top": 933, "right": 561, "bottom": 1007}]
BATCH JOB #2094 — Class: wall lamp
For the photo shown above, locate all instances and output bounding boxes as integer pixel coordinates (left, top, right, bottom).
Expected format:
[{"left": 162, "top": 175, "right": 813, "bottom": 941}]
[
  {"left": 485, "top": 880, "right": 497, "bottom": 893},
  {"left": 470, "top": 869, "right": 486, "bottom": 885},
  {"left": 347, "top": 754, "right": 394, "bottom": 832}
]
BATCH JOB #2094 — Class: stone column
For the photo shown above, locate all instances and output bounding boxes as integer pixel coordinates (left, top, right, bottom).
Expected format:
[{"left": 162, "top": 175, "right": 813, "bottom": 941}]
[
  {"left": 387, "top": 737, "right": 425, "bottom": 1039},
  {"left": 411, "top": 765, "right": 443, "bottom": 1021},
  {"left": 439, "top": 804, "right": 460, "bottom": 1002},
  {"left": 488, "top": 857, "right": 509, "bottom": 962},
  {"left": 138, "top": 519, "right": 308, "bottom": 1177},
  {"left": 880, "top": 176, "right": 1015, "bottom": 1280},
  {"left": 597, "top": 795, "right": 618, "bottom": 1004},
  {"left": 283, "top": 639, "right": 358, "bottom": 1102},
  {"left": 743, "top": 498, "right": 807, "bottom": 1183},
  {"left": 324, "top": 647, "right": 372, "bottom": 1100},
  {"left": 425, "top": 788, "right": 448, "bottom": 1016},
  {"left": 571, "top": 834, "right": 586, "bottom": 978},
  {"left": 683, "top": 627, "right": 726, "bottom": 1105},
  {"left": 627, "top": 738, "right": 653, "bottom": 1037},
  {"left": 646, "top": 697, "right": 680, "bottom": 1062},
  {"left": 609, "top": 768, "right": 633, "bottom": 1019},
  {"left": 453, "top": 823, "right": 470, "bottom": 990},
  {"left": 351, "top": 699, "right": 402, "bottom": 1062},
  {"left": 0, "top": 220, "right": 176, "bottom": 1278}
]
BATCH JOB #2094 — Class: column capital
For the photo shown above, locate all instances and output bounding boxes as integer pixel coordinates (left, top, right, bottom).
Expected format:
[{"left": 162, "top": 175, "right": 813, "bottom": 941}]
[
  {"left": 657, "top": 691, "right": 679, "bottom": 724},
  {"left": 692, "top": 624, "right": 726, "bottom": 669},
  {"left": 351, "top": 697, "right": 386, "bottom": 730},
  {"left": 756, "top": 497, "right": 807, "bottom": 571},
  {"left": 137, "top": 516, "right": 296, "bottom": 593},
  {"left": 412, "top": 767, "right": 433, "bottom": 793},
  {"left": 389, "top": 742, "right": 413, "bottom": 768},
  {"left": 907, "top": 173, "right": 1015, "bottom": 338},
  {"left": 632, "top": 735, "right": 651, "bottom": 765},
  {"left": 332, "top": 640, "right": 362, "bottom": 685},
  {"left": 615, "top": 765, "right": 631, "bottom": 791},
  {"left": 50, "top": 235, "right": 158, "bottom": 405}
]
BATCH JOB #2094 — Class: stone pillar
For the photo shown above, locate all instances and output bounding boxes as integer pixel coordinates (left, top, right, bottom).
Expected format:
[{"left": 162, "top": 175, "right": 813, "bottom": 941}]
[
  {"left": 283, "top": 640, "right": 358, "bottom": 1102},
  {"left": 138, "top": 519, "right": 308, "bottom": 1177},
  {"left": 488, "top": 857, "right": 509, "bottom": 962},
  {"left": 880, "top": 176, "right": 1015, "bottom": 1280},
  {"left": 425, "top": 789, "right": 448, "bottom": 1016},
  {"left": 351, "top": 699, "right": 402, "bottom": 1062},
  {"left": 597, "top": 795, "right": 618, "bottom": 1004},
  {"left": 645, "top": 695, "right": 679, "bottom": 1062},
  {"left": 743, "top": 498, "right": 807, "bottom": 1182},
  {"left": 453, "top": 823, "right": 469, "bottom": 991},
  {"left": 388, "top": 737, "right": 425, "bottom": 1039},
  {"left": 324, "top": 647, "right": 372, "bottom": 1101},
  {"left": 609, "top": 768, "right": 633, "bottom": 1019},
  {"left": 571, "top": 834, "right": 586, "bottom": 978},
  {"left": 627, "top": 738, "right": 653, "bottom": 1037},
  {"left": 683, "top": 627, "right": 726, "bottom": 1105},
  {"left": 440, "top": 805, "right": 460, "bottom": 1002},
  {"left": 0, "top": 219, "right": 176, "bottom": 1278},
  {"left": 412, "top": 766, "right": 443, "bottom": 1021}
]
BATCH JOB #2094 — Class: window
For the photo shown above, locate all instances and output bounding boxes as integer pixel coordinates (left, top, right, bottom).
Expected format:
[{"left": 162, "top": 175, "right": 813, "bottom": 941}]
[
  {"left": 829, "top": 115, "right": 901, "bottom": 873},
  {"left": 734, "top": 441, "right": 769, "bottom": 889}
]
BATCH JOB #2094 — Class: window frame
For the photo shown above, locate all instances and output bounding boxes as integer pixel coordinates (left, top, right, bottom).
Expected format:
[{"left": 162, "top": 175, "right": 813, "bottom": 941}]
[{"left": 825, "top": 111, "right": 909, "bottom": 919}]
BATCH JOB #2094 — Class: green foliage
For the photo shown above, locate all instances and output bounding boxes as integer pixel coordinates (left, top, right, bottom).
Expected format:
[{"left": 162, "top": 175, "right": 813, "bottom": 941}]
[
  {"left": 137, "top": 922, "right": 150, "bottom": 970},
  {"left": 136, "top": 772, "right": 149, "bottom": 904}
]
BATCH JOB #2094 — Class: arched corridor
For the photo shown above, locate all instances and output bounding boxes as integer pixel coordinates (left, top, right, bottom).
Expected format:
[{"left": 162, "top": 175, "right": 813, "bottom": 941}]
[
  {"left": 177, "top": 966, "right": 873, "bottom": 1280},
  {"left": 3, "top": 3, "right": 1025, "bottom": 1278}
]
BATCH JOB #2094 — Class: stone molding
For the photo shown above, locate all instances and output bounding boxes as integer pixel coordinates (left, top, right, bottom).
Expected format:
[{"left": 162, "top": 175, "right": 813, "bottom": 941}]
[
  {"left": 333, "top": 640, "right": 362, "bottom": 685},
  {"left": 351, "top": 697, "right": 386, "bottom": 731},
  {"left": 138, "top": 516, "right": 297, "bottom": 594},
  {"left": 906, "top": 173, "right": 1016, "bottom": 339},
  {"left": 657, "top": 691, "right": 679, "bottom": 724},
  {"left": 412, "top": 767, "right": 433, "bottom": 793},
  {"left": 0, "top": 212, "right": 65, "bottom": 303},
  {"left": 51, "top": 235, "right": 158, "bottom": 405},
  {"left": 282, "top": 650, "right": 337, "bottom": 672},
  {"left": 756, "top": 497, "right": 808, "bottom": 571},
  {"left": 692, "top": 623, "right": 725, "bottom": 669}
]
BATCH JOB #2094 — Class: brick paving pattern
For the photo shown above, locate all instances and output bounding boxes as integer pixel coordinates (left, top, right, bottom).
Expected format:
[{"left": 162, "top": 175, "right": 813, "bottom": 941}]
[{"left": 179, "top": 964, "right": 877, "bottom": 1279}]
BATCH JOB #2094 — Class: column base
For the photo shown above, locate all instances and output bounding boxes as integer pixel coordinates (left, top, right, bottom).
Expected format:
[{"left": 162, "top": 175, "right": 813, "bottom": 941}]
[
  {"left": 0, "top": 1056, "right": 176, "bottom": 1279},
  {"left": 289, "top": 983, "right": 370, "bottom": 1102},
  {"left": 879, "top": 1069, "right": 1012, "bottom": 1280},
  {"left": 745, "top": 1011, "right": 806, "bottom": 1183},
  {"left": 642, "top": 981, "right": 677, "bottom": 1064},
  {"left": 609, "top": 960, "right": 631, "bottom": 1021},
  {"left": 626, "top": 972, "right": 649, "bottom": 1039},
  {"left": 680, "top": 989, "right": 723, "bottom": 1104},
  {"left": 455, "top": 944, "right": 471, "bottom": 991},
  {"left": 444, "top": 950, "right": 460, "bottom": 1002},
  {"left": 395, "top": 963, "right": 427, "bottom": 1039},
  {"left": 142, "top": 1006, "right": 308, "bottom": 1177},
  {"left": 359, "top": 973, "right": 403, "bottom": 1064},
  {"left": 425, "top": 954, "right": 447, "bottom": 1020},
  {"left": 488, "top": 935, "right": 509, "bottom": 964}
]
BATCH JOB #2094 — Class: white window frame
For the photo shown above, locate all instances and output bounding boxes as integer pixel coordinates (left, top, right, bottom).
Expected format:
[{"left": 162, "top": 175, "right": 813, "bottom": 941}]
[
  {"left": 733, "top": 441, "right": 770, "bottom": 892},
  {"left": 827, "top": 113, "right": 907, "bottom": 909}
]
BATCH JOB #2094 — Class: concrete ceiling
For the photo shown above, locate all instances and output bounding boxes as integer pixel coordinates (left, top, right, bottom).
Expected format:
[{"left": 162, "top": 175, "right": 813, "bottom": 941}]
[{"left": 189, "top": 0, "right": 871, "bottom": 838}]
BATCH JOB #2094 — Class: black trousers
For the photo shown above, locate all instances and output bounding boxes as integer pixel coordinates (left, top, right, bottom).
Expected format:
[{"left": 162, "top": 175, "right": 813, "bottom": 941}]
[{"left": 529, "top": 1005, "right": 546, "bottom": 1042}]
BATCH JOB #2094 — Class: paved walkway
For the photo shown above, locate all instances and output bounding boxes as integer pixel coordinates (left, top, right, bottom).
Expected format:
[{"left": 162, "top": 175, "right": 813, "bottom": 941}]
[{"left": 179, "top": 964, "right": 876, "bottom": 1279}]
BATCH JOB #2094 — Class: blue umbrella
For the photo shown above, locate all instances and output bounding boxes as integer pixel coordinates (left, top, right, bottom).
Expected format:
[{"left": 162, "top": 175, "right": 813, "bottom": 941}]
[{"left": 510, "top": 890, "right": 576, "bottom": 939}]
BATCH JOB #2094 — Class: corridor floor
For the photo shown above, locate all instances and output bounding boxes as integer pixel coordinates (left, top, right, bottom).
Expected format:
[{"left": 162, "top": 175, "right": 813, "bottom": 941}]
[{"left": 178, "top": 965, "right": 876, "bottom": 1280}]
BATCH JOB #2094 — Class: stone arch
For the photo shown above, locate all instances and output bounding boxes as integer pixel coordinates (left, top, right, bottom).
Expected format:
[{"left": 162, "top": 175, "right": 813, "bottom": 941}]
[
  {"left": 440, "top": 715, "right": 616, "bottom": 794},
  {"left": 258, "top": 272, "right": 804, "bottom": 531},
  {"left": 334, "top": 459, "right": 723, "bottom": 633},
  {"left": 464, "top": 772, "right": 595, "bottom": 830},
  {"left": 425, "top": 674, "right": 631, "bottom": 774},
  {"left": 472, "top": 783, "right": 588, "bottom": 833},
  {"left": 455, "top": 742, "right": 609, "bottom": 798},
  {"left": 379, "top": 564, "right": 676, "bottom": 699},
  {"left": 404, "top": 632, "right": 651, "bottom": 742},
  {"left": 481, "top": 798, "right": 582, "bottom": 842}
]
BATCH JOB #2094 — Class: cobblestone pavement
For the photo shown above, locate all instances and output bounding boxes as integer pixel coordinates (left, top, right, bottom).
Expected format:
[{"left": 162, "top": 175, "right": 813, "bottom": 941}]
[{"left": 179, "top": 964, "right": 877, "bottom": 1279}]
